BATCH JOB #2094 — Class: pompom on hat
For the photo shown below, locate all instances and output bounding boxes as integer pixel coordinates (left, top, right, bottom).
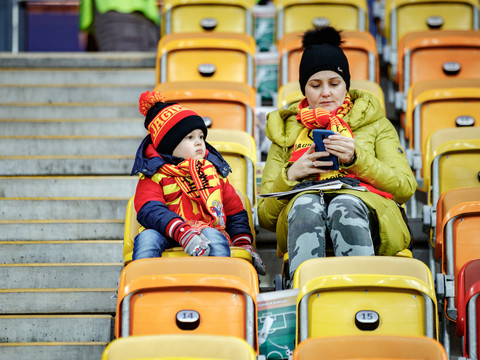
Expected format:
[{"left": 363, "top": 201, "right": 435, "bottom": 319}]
[
  {"left": 139, "top": 90, "right": 207, "bottom": 155},
  {"left": 299, "top": 26, "right": 351, "bottom": 95}
]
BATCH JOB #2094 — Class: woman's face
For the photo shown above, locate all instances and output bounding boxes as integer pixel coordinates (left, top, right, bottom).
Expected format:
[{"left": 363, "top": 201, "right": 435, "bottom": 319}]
[{"left": 304, "top": 70, "right": 348, "bottom": 112}]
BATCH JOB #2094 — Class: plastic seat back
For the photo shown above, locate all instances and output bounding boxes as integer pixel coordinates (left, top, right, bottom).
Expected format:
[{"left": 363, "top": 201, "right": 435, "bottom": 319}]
[
  {"left": 292, "top": 257, "right": 438, "bottom": 342},
  {"left": 277, "top": 30, "right": 379, "bottom": 86},
  {"left": 404, "top": 79, "right": 480, "bottom": 183},
  {"left": 156, "top": 33, "right": 256, "bottom": 87},
  {"left": 456, "top": 259, "right": 480, "bottom": 360},
  {"left": 115, "top": 257, "right": 259, "bottom": 352},
  {"left": 384, "top": 0, "right": 479, "bottom": 77},
  {"left": 102, "top": 334, "right": 256, "bottom": 360},
  {"left": 423, "top": 127, "right": 480, "bottom": 205},
  {"left": 397, "top": 30, "right": 480, "bottom": 95},
  {"left": 274, "top": 0, "right": 368, "bottom": 41},
  {"left": 154, "top": 81, "right": 256, "bottom": 137},
  {"left": 292, "top": 335, "right": 448, "bottom": 360},
  {"left": 161, "top": 0, "right": 255, "bottom": 36}
]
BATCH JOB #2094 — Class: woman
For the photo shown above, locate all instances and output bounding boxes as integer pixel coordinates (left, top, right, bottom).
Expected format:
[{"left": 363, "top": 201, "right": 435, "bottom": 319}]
[{"left": 258, "top": 26, "right": 417, "bottom": 283}]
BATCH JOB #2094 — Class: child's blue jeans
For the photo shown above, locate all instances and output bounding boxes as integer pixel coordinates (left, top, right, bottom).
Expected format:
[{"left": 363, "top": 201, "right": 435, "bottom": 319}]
[{"left": 132, "top": 227, "right": 231, "bottom": 260}]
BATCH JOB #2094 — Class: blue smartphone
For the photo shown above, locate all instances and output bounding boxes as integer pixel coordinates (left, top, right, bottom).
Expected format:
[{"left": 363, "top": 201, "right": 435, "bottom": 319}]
[{"left": 312, "top": 129, "right": 339, "bottom": 170}]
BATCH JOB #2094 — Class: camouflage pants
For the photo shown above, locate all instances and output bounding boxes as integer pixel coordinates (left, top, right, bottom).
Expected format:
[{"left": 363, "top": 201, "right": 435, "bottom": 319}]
[{"left": 287, "top": 193, "right": 377, "bottom": 282}]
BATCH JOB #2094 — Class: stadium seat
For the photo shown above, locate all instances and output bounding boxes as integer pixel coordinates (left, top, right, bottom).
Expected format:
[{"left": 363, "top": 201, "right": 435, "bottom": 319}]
[
  {"left": 395, "top": 30, "right": 480, "bottom": 112},
  {"left": 434, "top": 188, "right": 480, "bottom": 321},
  {"left": 102, "top": 334, "right": 257, "bottom": 360},
  {"left": 456, "top": 259, "right": 480, "bottom": 360},
  {"left": 383, "top": 0, "right": 480, "bottom": 77},
  {"left": 274, "top": 0, "right": 369, "bottom": 42},
  {"left": 277, "top": 29, "right": 379, "bottom": 86},
  {"left": 154, "top": 81, "right": 257, "bottom": 136},
  {"left": 292, "top": 335, "right": 447, "bottom": 360},
  {"left": 161, "top": 0, "right": 255, "bottom": 36},
  {"left": 123, "top": 188, "right": 255, "bottom": 265},
  {"left": 114, "top": 257, "right": 259, "bottom": 353},
  {"left": 276, "top": 79, "right": 385, "bottom": 112},
  {"left": 404, "top": 78, "right": 480, "bottom": 186},
  {"left": 292, "top": 256, "right": 438, "bottom": 343},
  {"left": 156, "top": 32, "right": 256, "bottom": 87}
]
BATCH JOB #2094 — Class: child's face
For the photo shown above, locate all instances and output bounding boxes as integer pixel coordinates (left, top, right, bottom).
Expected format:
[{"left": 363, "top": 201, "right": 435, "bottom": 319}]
[{"left": 172, "top": 129, "right": 206, "bottom": 160}]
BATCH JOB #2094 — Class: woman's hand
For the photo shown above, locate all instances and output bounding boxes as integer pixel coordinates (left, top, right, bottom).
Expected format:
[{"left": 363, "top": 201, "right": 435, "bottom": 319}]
[
  {"left": 286, "top": 143, "right": 335, "bottom": 182},
  {"left": 323, "top": 132, "right": 355, "bottom": 165}
]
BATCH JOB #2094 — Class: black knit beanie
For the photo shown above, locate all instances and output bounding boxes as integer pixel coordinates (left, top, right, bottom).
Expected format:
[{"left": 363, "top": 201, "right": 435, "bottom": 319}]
[
  {"left": 139, "top": 91, "right": 207, "bottom": 155},
  {"left": 299, "top": 26, "right": 351, "bottom": 95}
]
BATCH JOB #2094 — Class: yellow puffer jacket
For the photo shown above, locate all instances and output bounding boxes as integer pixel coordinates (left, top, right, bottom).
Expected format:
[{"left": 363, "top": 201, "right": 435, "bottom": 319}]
[{"left": 258, "top": 89, "right": 417, "bottom": 257}]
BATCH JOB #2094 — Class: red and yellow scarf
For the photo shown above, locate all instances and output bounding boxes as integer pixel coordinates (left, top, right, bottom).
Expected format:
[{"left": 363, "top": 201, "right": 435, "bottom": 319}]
[
  {"left": 159, "top": 159, "right": 229, "bottom": 236},
  {"left": 290, "top": 94, "right": 354, "bottom": 181}
]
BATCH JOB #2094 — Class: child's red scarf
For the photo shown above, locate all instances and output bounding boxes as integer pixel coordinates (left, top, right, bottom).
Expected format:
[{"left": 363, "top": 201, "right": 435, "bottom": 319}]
[{"left": 290, "top": 95, "right": 393, "bottom": 199}]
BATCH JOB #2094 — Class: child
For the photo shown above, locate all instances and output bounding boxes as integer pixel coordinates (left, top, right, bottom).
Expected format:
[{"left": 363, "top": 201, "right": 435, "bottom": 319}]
[{"left": 130, "top": 90, "right": 267, "bottom": 275}]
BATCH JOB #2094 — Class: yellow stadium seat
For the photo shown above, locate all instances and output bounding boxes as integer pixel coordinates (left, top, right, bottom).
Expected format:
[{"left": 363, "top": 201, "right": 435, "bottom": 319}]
[
  {"left": 404, "top": 78, "right": 480, "bottom": 186},
  {"left": 156, "top": 33, "right": 256, "bottom": 87},
  {"left": 292, "top": 257, "right": 438, "bottom": 343},
  {"left": 395, "top": 30, "right": 480, "bottom": 112},
  {"left": 276, "top": 79, "right": 385, "bottom": 111},
  {"left": 154, "top": 81, "right": 257, "bottom": 137},
  {"left": 101, "top": 334, "right": 256, "bottom": 360},
  {"left": 114, "top": 257, "right": 259, "bottom": 353},
  {"left": 274, "top": 0, "right": 369, "bottom": 41},
  {"left": 277, "top": 29, "right": 379, "bottom": 87},
  {"left": 384, "top": 0, "right": 480, "bottom": 77},
  {"left": 292, "top": 335, "right": 448, "bottom": 360},
  {"left": 123, "top": 189, "right": 255, "bottom": 265},
  {"left": 161, "top": 0, "right": 255, "bottom": 36}
]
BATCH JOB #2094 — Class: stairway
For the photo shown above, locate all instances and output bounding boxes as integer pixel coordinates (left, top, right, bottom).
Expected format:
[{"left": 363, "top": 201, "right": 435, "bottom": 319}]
[{"left": 0, "top": 52, "right": 155, "bottom": 359}]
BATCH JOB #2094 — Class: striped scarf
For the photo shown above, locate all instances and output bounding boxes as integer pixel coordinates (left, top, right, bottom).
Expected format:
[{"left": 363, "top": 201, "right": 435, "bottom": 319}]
[
  {"left": 159, "top": 159, "right": 227, "bottom": 231},
  {"left": 290, "top": 94, "right": 354, "bottom": 181}
]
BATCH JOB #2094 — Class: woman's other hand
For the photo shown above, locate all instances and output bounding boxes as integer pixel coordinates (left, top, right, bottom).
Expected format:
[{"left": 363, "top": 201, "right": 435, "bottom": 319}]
[{"left": 286, "top": 143, "right": 335, "bottom": 182}]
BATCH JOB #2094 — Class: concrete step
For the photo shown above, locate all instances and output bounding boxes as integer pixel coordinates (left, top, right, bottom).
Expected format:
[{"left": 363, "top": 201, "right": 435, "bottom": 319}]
[
  {"left": 0, "top": 84, "right": 152, "bottom": 104},
  {"left": 0, "top": 68, "right": 155, "bottom": 85},
  {"left": 0, "top": 156, "right": 134, "bottom": 176},
  {"left": 1, "top": 198, "right": 128, "bottom": 221},
  {"left": 0, "top": 176, "right": 137, "bottom": 198},
  {"left": 0, "top": 103, "right": 139, "bottom": 119},
  {"left": 0, "top": 342, "right": 107, "bottom": 360},
  {"left": 0, "top": 136, "right": 142, "bottom": 156},
  {"left": 0, "top": 220, "right": 124, "bottom": 241},
  {"left": 0, "top": 263, "right": 122, "bottom": 289},
  {"left": 0, "top": 240, "right": 123, "bottom": 264},
  {"left": 2, "top": 288, "right": 117, "bottom": 314},
  {"left": 0, "top": 315, "right": 114, "bottom": 342},
  {"left": 0, "top": 119, "right": 145, "bottom": 136}
]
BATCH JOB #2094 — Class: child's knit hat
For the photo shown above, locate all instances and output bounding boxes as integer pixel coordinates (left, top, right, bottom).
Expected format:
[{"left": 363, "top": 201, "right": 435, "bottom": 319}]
[
  {"left": 139, "top": 91, "right": 207, "bottom": 155},
  {"left": 299, "top": 26, "right": 351, "bottom": 95}
]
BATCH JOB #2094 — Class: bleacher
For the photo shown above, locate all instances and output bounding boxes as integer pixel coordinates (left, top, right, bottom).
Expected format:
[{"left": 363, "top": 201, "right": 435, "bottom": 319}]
[{"left": 1, "top": 0, "right": 480, "bottom": 359}]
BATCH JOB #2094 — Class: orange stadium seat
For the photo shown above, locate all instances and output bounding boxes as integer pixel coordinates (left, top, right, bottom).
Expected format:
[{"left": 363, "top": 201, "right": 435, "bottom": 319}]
[
  {"left": 395, "top": 30, "right": 480, "bottom": 112},
  {"left": 277, "top": 30, "right": 379, "bottom": 87},
  {"left": 404, "top": 78, "right": 480, "bottom": 186},
  {"left": 154, "top": 81, "right": 257, "bottom": 136},
  {"left": 456, "top": 259, "right": 480, "bottom": 360},
  {"left": 114, "top": 257, "right": 259, "bottom": 353},
  {"left": 434, "top": 188, "right": 480, "bottom": 322},
  {"left": 292, "top": 335, "right": 447, "bottom": 360},
  {"left": 383, "top": 0, "right": 480, "bottom": 78},
  {"left": 292, "top": 257, "right": 438, "bottom": 343},
  {"left": 161, "top": 0, "right": 255, "bottom": 36},
  {"left": 274, "top": 0, "right": 369, "bottom": 42},
  {"left": 155, "top": 32, "right": 256, "bottom": 87}
]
